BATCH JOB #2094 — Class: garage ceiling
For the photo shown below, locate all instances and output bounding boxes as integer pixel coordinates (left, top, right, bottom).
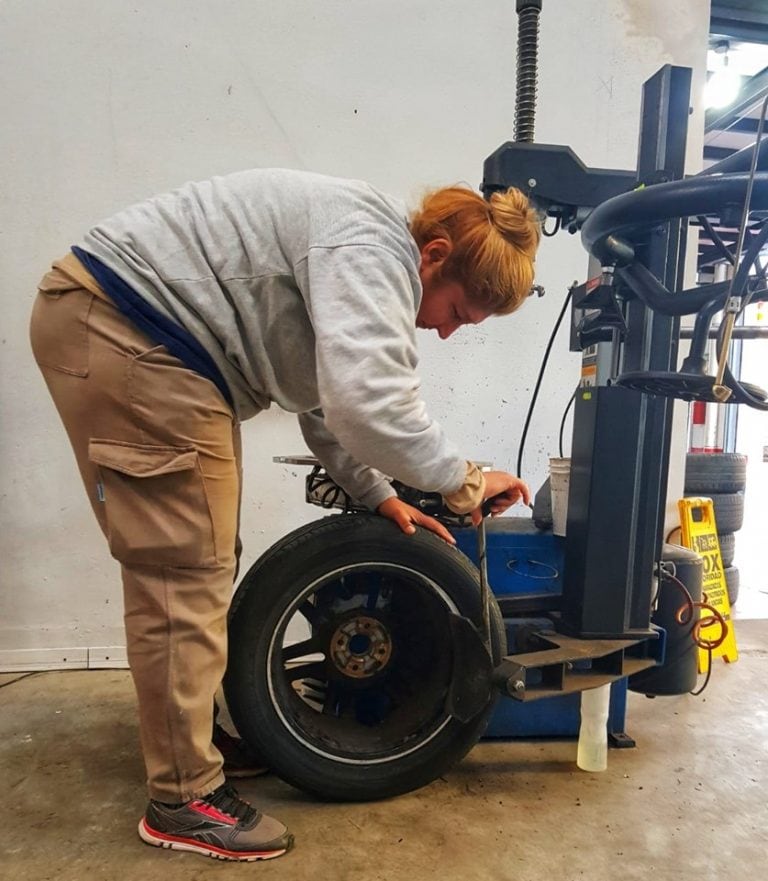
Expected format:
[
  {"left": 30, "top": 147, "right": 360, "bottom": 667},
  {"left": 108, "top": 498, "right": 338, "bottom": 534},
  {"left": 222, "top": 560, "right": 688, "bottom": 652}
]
[
  {"left": 696, "top": 2, "right": 768, "bottom": 272},
  {"left": 710, "top": 1, "right": 768, "bottom": 44}
]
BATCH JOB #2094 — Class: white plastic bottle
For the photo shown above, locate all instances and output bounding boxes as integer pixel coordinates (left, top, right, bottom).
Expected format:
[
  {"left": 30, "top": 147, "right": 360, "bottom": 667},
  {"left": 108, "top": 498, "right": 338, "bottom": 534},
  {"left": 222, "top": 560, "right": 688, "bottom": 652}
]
[{"left": 576, "top": 684, "right": 611, "bottom": 772}]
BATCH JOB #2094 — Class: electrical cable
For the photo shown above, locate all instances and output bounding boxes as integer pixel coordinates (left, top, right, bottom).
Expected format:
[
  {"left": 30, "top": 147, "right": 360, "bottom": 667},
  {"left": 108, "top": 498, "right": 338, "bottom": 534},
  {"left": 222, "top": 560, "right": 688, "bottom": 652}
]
[
  {"left": 715, "top": 221, "right": 768, "bottom": 410},
  {"left": 558, "top": 388, "right": 577, "bottom": 458},
  {"left": 657, "top": 566, "right": 728, "bottom": 696},
  {"left": 516, "top": 286, "right": 573, "bottom": 479},
  {"left": 711, "top": 94, "right": 768, "bottom": 405},
  {"left": 689, "top": 650, "right": 713, "bottom": 697},
  {"left": 725, "top": 95, "right": 768, "bottom": 291},
  {"left": 0, "top": 671, "right": 44, "bottom": 690},
  {"left": 665, "top": 569, "right": 728, "bottom": 650}
]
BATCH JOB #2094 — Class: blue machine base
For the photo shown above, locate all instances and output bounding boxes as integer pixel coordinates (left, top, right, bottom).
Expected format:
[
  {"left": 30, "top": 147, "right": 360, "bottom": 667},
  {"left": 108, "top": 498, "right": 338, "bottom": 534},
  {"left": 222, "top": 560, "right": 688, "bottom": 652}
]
[{"left": 449, "top": 517, "right": 632, "bottom": 742}]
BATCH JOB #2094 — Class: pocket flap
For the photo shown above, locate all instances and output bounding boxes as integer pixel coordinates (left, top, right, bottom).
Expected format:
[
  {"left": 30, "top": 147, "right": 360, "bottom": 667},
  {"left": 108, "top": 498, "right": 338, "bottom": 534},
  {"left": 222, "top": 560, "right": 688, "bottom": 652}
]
[
  {"left": 88, "top": 439, "right": 197, "bottom": 478},
  {"left": 38, "top": 267, "right": 83, "bottom": 294}
]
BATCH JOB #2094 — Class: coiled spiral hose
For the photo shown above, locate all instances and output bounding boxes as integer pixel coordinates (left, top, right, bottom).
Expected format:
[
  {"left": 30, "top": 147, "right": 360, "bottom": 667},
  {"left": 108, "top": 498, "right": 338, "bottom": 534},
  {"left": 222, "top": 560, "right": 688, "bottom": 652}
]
[{"left": 514, "top": 0, "right": 542, "bottom": 143}]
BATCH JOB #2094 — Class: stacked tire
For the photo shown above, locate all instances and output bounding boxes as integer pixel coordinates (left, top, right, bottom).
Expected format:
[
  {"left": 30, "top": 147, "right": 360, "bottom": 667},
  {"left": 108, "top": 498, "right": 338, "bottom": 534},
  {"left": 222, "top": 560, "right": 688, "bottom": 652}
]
[{"left": 684, "top": 453, "right": 747, "bottom": 606}]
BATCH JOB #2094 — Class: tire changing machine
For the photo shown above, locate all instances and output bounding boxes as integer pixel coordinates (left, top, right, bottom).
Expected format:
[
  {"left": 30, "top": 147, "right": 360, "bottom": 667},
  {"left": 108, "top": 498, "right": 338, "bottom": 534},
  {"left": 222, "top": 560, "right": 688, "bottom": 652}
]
[
  {"left": 224, "top": 2, "right": 768, "bottom": 799},
  {"left": 466, "top": 0, "right": 766, "bottom": 740}
]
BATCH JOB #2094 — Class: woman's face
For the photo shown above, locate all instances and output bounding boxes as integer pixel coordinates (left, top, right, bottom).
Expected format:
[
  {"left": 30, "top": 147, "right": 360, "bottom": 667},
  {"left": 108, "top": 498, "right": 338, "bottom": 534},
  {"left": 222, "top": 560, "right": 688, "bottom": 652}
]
[
  {"left": 416, "top": 239, "right": 493, "bottom": 339},
  {"left": 416, "top": 279, "right": 491, "bottom": 339}
]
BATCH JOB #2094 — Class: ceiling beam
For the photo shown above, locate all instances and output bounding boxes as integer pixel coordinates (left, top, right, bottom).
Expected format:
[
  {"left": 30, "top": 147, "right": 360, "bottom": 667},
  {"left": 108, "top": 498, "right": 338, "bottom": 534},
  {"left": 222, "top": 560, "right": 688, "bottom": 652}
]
[
  {"left": 703, "top": 145, "right": 736, "bottom": 160},
  {"left": 711, "top": 2, "right": 768, "bottom": 43}
]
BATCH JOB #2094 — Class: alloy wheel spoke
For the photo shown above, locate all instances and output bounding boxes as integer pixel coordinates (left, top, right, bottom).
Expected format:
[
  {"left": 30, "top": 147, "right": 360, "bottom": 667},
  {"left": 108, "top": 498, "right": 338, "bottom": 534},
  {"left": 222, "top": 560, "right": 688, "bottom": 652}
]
[
  {"left": 284, "top": 660, "right": 328, "bottom": 683},
  {"left": 297, "top": 599, "right": 321, "bottom": 626},
  {"left": 282, "top": 636, "right": 325, "bottom": 662}
]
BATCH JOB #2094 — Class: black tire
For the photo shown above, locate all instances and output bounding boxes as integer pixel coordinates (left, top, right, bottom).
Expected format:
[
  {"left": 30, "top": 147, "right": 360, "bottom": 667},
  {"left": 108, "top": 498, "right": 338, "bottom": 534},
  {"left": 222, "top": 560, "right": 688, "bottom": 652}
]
[
  {"left": 685, "top": 492, "right": 745, "bottom": 534},
  {"left": 224, "top": 513, "right": 506, "bottom": 801},
  {"left": 723, "top": 566, "right": 740, "bottom": 606},
  {"left": 709, "top": 492, "right": 745, "bottom": 533},
  {"left": 718, "top": 532, "right": 735, "bottom": 568},
  {"left": 684, "top": 453, "right": 747, "bottom": 494}
]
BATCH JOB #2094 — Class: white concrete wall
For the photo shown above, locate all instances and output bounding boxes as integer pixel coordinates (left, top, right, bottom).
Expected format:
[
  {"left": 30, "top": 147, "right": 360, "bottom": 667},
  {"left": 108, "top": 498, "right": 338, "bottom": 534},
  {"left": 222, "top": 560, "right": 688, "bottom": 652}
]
[{"left": 0, "top": 0, "right": 709, "bottom": 667}]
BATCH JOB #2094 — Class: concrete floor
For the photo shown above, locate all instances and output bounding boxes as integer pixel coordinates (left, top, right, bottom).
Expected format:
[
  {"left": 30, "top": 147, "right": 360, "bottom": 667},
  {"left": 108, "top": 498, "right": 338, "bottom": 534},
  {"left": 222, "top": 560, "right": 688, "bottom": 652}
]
[{"left": 2, "top": 620, "right": 766, "bottom": 881}]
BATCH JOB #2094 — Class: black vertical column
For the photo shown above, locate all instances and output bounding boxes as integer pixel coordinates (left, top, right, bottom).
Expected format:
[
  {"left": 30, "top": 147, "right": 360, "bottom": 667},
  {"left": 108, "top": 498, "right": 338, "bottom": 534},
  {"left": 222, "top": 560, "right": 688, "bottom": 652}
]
[
  {"left": 628, "top": 65, "right": 691, "bottom": 625},
  {"left": 561, "top": 66, "right": 692, "bottom": 638}
]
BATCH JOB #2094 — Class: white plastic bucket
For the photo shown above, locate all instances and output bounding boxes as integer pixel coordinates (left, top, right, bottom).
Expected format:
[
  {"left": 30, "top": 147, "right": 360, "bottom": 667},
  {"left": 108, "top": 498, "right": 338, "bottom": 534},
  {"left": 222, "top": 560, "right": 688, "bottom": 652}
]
[{"left": 549, "top": 457, "right": 571, "bottom": 537}]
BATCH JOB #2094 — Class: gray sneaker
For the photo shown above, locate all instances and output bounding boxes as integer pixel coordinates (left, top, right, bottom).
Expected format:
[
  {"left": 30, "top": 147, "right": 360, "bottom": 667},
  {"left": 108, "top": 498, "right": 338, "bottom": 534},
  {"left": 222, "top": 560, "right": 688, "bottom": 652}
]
[{"left": 138, "top": 783, "right": 293, "bottom": 861}]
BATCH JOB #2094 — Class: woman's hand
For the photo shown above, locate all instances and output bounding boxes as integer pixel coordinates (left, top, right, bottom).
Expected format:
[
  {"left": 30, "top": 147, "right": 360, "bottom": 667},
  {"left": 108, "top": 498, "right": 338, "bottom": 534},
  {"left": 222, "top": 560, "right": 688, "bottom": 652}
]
[
  {"left": 470, "top": 471, "right": 531, "bottom": 525},
  {"left": 377, "top": 497, "right": 456, "bottom": 545}
]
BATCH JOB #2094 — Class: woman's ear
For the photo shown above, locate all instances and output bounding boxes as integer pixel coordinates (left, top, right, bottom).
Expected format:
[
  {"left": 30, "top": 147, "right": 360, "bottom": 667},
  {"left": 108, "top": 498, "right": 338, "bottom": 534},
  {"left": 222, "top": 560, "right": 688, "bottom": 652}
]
[{"left": 419, "top": 238, "right": 452, "bottom": 271}]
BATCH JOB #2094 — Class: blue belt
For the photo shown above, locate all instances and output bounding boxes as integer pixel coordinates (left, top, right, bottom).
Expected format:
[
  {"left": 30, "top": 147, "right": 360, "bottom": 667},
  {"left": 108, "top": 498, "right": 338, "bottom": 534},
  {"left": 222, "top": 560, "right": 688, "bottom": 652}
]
[{"left": 71, "top": 246, "right": 234, "bottom": 408}]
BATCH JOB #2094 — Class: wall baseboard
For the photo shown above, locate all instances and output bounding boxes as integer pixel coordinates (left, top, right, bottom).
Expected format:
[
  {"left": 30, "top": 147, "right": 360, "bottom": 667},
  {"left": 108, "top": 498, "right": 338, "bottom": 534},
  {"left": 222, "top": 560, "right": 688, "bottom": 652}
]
[
  {"left": 87, "top": 646, "right": 129, "bottom": 669},
  {"left": 0, "top": 646, "right": 129, "bottom": 672}
]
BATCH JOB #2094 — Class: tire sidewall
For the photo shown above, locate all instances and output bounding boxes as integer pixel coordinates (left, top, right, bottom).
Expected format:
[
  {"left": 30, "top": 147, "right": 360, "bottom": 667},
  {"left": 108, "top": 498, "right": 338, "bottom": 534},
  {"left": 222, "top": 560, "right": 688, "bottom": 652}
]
[{"left": 225, "top": 513, "right": 505, "bottom": 801}]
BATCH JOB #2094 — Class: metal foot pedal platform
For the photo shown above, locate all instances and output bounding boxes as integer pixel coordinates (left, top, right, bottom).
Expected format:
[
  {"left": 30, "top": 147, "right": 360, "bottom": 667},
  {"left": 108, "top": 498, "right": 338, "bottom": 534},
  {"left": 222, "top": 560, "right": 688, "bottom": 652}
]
[{"left": 492, "top": 630, "right": 660, "bottom": 701}]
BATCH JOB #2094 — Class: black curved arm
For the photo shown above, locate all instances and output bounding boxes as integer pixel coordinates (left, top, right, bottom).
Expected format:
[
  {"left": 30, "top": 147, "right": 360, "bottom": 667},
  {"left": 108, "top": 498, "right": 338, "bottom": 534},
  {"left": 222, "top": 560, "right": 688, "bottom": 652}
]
[
  {"left": 581, "top": 172, "right": 768, "bottom": 264},
  {"left": 618, "top": 263, "right": 767, "bottom": 318},
  {"left": 681, "top": 296, "right": 727, "bottom": 374},
  {"left": 696, "top": 138, "right": 768, "bottom": 178},
  {"left": 616, "top": 267, "right": 733, "bottom": 316}
]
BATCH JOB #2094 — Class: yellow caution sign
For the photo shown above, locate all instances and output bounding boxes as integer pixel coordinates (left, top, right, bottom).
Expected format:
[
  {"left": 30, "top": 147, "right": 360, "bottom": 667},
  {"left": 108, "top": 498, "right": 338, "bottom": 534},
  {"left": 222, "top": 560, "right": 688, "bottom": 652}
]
[{"left": 678, "top": 497, "right": 738, "bottom": 672}]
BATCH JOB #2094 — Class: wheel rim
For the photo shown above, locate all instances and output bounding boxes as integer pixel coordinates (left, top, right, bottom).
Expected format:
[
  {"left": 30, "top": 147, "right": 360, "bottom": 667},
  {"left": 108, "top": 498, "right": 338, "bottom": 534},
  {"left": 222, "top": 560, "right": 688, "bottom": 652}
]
[{"left": 266, "top": 562, "right": 463, "bottom": 765}]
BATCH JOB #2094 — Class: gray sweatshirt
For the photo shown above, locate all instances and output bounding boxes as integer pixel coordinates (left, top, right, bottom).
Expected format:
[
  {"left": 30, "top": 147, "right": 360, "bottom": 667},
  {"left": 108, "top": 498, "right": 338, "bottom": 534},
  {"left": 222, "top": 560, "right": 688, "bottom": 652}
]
[{"left": 80, "top": 168, "right": 467, "bottom": 510}]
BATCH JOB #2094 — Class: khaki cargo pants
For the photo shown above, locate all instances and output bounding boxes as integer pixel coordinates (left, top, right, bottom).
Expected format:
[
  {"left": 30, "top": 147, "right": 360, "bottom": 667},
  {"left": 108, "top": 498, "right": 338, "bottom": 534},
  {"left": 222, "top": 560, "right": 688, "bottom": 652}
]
[{"left": 29, "top": 254, "right": 242, "bottom": 803}]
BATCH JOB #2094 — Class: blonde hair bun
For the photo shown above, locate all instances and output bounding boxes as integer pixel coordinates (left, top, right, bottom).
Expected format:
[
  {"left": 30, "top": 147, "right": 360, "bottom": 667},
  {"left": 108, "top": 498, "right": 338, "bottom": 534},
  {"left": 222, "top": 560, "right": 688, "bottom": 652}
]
[
  {"left": 410, "top": 184, "right": 541, "bottom": 314},
  {"left": 488, "top": 188, "right": 541, "bottom": 258}
]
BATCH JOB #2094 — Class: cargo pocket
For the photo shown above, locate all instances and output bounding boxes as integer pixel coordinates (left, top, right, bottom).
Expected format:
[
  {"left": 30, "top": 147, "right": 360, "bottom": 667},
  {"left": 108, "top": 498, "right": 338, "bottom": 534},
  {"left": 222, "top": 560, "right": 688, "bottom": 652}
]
[
  {"left": 88, "top": 438, "right": 218, "bottom": 568},
  {"left": 30, "top": 270, "right": 93, "bottom": 377}
]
